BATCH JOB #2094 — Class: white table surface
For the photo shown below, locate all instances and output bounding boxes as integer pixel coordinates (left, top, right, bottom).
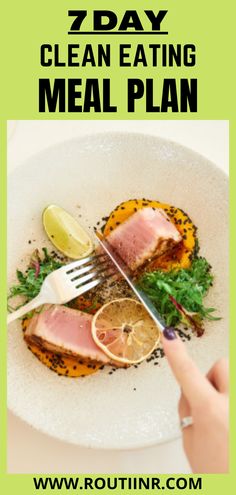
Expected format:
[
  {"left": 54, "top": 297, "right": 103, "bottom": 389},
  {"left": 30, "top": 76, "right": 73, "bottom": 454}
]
[{"left": 7, "top": 120, "right": 228, "bottom": 474}]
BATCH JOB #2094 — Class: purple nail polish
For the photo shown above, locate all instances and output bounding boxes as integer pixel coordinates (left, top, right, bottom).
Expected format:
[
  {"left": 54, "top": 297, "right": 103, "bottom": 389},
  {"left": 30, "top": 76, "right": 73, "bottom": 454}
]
[{"left": 163, "top": 326, "right": 177, "bottom": 340}]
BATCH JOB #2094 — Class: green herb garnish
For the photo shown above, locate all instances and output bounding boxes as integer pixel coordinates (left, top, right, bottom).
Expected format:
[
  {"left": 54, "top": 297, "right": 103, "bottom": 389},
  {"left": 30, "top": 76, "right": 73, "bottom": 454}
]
[
  {"left": 8, "top": 248, "right": 65, "bottom": 312},
  {"left": 138, "top": 257, "right": 220, "bottom": 334}
]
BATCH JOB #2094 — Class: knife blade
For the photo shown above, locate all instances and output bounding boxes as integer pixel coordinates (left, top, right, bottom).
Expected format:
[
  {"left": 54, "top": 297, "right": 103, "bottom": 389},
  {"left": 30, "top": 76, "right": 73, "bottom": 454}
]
[{"left": 96, "top": 234, "right": 166, "bottom": 332}]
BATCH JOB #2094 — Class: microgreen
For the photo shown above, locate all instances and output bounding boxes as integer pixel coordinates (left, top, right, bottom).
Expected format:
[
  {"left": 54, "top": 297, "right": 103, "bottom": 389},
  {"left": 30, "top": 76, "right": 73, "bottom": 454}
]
[
  {"left": 8, "top": 248, "right": 65, "bottom": 312},
  {"left": 138, "top": 257, "right": 220, "bottom": 334}
]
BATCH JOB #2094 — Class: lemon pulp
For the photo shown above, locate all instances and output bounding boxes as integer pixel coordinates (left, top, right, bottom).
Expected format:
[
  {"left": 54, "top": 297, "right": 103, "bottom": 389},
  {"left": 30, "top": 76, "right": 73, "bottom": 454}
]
[{"left": 92, "top": 298, "right": 160, "bottom": 364}]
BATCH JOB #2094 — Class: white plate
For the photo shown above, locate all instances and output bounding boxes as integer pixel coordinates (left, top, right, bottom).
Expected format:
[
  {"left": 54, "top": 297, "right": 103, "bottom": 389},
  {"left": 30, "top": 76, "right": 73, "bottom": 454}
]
[{"left": 7, "top": 133, "right": 228, "bottom": 449}]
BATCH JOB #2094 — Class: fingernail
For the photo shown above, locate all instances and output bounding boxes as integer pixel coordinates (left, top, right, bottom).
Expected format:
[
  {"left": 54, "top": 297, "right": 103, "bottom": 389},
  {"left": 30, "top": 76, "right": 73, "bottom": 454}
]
[{"left": 163, "top": 327, "right": 177, "bottom": 340}]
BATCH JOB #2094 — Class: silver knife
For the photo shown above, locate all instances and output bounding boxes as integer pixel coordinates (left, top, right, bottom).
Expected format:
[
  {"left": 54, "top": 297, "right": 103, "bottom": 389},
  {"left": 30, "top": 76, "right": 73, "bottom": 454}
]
[{"left": 96, "top": 234, "right": 166, "bottom": 332}]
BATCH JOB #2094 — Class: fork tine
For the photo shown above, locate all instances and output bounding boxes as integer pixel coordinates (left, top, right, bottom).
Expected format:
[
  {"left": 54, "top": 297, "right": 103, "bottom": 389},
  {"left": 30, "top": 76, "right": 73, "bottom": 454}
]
[
  {"left": 65, "top": 253, "right": 108, "bottom": 274},
  {"left": 73, "top": 270, "right": 117, "bottom": 297},
  {"left": 74, "top": 278, "right": 102, "bottom": 297},
  {"left": 74, "top": 266, "right": 116, "bottom": 289},
  {"left": 70, "top": 258, "right": 112, "bottom": 282}
]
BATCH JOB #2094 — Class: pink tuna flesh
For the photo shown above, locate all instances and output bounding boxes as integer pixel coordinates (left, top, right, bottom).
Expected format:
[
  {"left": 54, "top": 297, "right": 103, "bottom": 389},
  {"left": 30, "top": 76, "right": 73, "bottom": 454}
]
[
  {"left": 24, "top": 304, "right": 111, "bottom": 364},
  {"left": 107, "top": 207, "right": 182, "bottom": 271}
]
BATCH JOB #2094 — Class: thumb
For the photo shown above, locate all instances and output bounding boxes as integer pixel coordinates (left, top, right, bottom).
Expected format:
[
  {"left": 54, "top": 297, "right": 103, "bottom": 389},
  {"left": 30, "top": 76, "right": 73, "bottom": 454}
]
[{"left": 162, "top": 327, "right": 215, "bottom": 406}]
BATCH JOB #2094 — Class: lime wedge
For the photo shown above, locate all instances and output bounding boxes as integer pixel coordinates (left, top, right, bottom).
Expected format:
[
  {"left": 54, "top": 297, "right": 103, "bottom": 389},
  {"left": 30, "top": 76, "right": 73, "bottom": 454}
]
[{"left": 43, "top": 205, "right": 93, "bottom": 259}]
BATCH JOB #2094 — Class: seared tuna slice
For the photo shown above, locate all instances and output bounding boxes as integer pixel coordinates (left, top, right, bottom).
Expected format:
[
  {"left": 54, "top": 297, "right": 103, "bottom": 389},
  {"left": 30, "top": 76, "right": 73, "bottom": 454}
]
[
  {"left": 106, "top": 207, "right": 182, "bottom": 271},
  {"left": 24, "top": 304, "right": 110, "bottom": 364}
]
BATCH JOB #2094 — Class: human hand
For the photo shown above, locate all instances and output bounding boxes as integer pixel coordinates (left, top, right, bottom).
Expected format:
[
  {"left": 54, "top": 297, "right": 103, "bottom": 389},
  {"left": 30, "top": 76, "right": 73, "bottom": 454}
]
[{"left": 162, "top": 328, "right": 229, "bottom": 473}]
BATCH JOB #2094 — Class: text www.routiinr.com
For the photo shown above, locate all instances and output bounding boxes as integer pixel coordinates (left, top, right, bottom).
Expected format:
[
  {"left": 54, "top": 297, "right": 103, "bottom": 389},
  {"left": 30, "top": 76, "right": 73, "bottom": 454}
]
[{"left": 33, "top": 476, "right": 202, "bottom": 491}]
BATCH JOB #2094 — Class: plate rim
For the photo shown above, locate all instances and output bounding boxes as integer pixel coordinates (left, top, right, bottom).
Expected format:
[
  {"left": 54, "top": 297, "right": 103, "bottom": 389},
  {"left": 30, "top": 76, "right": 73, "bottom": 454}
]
[{"left": 8, "top": 130, "right": 228, "bottom": 181}]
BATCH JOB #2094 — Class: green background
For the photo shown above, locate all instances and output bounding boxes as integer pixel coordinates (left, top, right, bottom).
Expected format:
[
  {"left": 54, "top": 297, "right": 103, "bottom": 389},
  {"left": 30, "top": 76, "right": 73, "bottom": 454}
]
[
  {"left": 0, "top": 0, "right": 234, "bottom": 119},
  {"left": 0, "top": 0, "right": 235, "bottom": 493}
]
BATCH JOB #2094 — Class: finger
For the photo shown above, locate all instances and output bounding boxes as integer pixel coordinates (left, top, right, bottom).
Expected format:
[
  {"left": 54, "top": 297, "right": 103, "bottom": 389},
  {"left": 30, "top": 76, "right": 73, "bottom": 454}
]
[
  {"left": 178, "top": 392, "right": 193, "bottom": 453},
  {"left": 178, "top": 393, "right": 193, "bottom": 442},
  {"left": 178, "top": 391, "right": 191, "bottom": 419},
  {"left": 207, "top": 358, "right": 229, "bottom": 393},
  {"left": 162, "top": 329, "right": 215, "bottom": 406}
]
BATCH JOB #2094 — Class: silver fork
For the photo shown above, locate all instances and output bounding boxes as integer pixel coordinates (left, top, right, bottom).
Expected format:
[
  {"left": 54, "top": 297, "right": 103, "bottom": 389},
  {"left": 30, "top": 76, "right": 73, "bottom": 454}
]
[{"left": 7, "top": 253, "right": 115, "bottom": 325}]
